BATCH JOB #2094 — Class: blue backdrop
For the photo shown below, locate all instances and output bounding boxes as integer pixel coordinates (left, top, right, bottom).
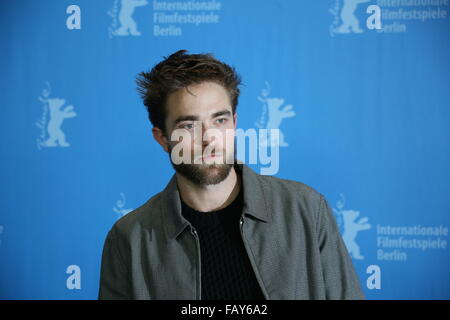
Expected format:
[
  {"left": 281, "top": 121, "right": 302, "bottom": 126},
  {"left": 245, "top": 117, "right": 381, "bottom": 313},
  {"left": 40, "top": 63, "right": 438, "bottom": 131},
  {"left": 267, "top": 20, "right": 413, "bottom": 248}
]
[{"left": 1, "top": 0, "right": 449, "bottom": 300}]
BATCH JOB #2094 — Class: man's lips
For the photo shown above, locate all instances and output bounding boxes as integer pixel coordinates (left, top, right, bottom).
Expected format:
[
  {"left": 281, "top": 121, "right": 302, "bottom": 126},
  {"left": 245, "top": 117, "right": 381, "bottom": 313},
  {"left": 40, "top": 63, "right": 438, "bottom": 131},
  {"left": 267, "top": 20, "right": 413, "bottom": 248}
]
[
  {"left": 204, "top": 153, "right": 221, "bottom": 159},
  {"left": 196, "top": 153, "right": 223, "bottom": 161}
]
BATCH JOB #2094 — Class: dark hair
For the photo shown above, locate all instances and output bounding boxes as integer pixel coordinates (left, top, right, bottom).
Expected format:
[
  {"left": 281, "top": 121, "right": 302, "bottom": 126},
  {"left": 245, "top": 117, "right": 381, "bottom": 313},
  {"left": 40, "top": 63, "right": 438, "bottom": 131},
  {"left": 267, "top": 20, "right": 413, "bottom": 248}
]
[{"left": 136, "top": 50, "right": 241, "bottom": 135}]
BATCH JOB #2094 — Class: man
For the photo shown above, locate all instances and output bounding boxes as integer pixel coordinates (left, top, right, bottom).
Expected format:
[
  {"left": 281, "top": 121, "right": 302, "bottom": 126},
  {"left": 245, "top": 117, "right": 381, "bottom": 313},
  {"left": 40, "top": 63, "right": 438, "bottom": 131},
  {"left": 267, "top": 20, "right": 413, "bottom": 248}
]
[{"left": 98, "top": 50, "right": 364, "bottom": 300}]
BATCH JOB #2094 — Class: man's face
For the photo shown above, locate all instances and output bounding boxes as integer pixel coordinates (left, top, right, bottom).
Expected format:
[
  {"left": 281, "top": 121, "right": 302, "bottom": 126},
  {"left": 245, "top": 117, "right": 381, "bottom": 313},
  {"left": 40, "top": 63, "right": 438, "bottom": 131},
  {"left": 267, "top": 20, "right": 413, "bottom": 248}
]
[{"left": 163, "top": 81, "right": 237, "bottom": 186}]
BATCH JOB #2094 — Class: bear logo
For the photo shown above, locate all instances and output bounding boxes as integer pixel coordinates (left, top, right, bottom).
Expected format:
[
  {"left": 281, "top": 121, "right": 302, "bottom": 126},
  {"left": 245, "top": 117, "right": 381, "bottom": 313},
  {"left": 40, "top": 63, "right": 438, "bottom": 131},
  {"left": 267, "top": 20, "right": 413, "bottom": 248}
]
[
  {"left": 334, "top": 194, "right": 371, "bottom": 260},
  {"left": 336, "top": 0, "right": 370, "bottom": 34},
  {"left": 255, "top": 82, "right": 296, "bottom": 147},
  {"left": 41, "top": 97, "right": 77, "bottom": 147},
  {"left": 114, "top": 0, "right": 148, "bottom": 36},
  {"left": 340, "top": 210, "right": 371, "bottom": 259}
]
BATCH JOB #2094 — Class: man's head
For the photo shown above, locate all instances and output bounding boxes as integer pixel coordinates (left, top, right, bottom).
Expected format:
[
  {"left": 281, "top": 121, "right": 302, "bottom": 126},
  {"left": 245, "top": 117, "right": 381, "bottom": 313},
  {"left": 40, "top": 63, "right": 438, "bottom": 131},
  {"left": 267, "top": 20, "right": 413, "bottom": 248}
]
[{"left": 136, "top": 50, "right": 242, "bottom": 186}]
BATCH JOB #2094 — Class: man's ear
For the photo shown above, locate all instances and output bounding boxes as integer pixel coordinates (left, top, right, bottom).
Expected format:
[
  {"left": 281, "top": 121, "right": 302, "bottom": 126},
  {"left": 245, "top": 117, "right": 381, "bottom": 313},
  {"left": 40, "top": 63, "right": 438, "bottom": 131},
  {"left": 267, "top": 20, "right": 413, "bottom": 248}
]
[
  {"left": 152, "top": 127, "right": 170, "bottom": 153},
  {"left": 233, "top": 113, "right": 237, "bottom": 129}
]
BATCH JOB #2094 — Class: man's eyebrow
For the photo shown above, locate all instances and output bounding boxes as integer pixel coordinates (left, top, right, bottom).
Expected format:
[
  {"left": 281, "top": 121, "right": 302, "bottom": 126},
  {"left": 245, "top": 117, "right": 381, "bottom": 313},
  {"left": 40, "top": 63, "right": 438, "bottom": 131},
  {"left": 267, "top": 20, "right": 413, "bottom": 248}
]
[
  {"left": 173, "top": 115, "right": 199, "bottom": 126},
  {"left": 173, "top": 110, "right": 232, "bottom": 126},
  {"left": 211, "top": 110, "right": 232, "bottom": 118}
]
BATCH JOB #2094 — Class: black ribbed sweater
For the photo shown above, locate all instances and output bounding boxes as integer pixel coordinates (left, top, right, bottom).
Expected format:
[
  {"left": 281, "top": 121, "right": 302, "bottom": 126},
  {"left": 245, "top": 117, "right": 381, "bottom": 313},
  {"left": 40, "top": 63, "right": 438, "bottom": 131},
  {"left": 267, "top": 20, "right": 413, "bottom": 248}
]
[{"left": 181, "top": 188, "right": 265, "bottom": 300}]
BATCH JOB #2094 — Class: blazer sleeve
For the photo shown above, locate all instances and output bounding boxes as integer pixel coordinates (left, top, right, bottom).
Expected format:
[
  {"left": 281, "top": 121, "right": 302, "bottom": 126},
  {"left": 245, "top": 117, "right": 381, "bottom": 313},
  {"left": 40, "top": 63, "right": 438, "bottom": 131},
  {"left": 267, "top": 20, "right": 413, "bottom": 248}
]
[
  {"left": 98, "top": 227, "right": 131, "bottom": 300},
  {"left": 317, "top": 195, "right": 365, "bottom": 300}
]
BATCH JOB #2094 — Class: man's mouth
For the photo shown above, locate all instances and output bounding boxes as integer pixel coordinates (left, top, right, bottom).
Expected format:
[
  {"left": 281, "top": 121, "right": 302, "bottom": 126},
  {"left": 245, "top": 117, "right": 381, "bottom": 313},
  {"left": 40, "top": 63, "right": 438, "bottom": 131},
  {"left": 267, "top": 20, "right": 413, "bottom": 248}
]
[
  {"left": 195, "top": 153, "right": 223, "bottom": 162},
  {"left": 204, "top": 153, "right": 221, "bottom": 159}
]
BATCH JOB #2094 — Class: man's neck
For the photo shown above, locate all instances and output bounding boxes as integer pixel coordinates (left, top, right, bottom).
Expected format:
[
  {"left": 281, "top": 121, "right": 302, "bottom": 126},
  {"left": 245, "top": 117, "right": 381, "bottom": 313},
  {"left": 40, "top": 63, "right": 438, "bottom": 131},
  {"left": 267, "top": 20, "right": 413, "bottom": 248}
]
[{"left": 176, "top": 166, "right": 241, "bottom": 213}]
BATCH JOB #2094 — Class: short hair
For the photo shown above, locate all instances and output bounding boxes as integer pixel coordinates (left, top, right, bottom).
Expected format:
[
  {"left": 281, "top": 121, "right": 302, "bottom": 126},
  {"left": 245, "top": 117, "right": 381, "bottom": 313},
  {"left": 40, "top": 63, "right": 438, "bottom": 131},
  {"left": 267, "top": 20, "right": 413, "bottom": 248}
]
[{"left": 136, "top": 49, "right": 241, "bottom": 135}]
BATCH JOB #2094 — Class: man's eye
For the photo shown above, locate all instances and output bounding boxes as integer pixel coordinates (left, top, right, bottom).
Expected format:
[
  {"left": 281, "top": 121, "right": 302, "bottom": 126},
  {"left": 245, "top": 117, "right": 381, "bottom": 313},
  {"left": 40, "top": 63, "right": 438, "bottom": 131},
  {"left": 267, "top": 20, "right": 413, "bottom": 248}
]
[
  {"left": 181, "top": 123, "right": 194, "bottom": 130},
  {"left": 216, "top": 118, "right": 227, "bottom": 125}
]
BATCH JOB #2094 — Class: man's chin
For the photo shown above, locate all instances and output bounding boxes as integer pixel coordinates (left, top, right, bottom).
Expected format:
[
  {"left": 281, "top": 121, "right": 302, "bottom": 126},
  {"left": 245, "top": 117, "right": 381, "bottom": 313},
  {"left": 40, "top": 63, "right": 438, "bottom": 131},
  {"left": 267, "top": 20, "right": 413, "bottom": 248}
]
[{"left": 171, "top": 162, "right": 233, "bottom": 186}]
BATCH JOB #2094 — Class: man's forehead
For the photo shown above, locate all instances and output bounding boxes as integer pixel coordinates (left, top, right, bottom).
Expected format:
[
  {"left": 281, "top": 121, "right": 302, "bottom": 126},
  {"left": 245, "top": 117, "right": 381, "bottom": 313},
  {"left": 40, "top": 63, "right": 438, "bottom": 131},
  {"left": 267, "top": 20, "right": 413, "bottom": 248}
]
[{"left": 166, "top": 84, "right": 233, "bottom": 121}]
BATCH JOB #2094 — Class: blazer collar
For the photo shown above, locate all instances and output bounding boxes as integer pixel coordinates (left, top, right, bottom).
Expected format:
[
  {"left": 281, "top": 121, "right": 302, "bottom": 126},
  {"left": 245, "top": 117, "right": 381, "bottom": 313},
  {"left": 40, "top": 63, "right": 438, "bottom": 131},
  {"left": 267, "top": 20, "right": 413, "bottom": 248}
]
[{"left": 162, "top": 161, "right": 272, "bottom": 240}]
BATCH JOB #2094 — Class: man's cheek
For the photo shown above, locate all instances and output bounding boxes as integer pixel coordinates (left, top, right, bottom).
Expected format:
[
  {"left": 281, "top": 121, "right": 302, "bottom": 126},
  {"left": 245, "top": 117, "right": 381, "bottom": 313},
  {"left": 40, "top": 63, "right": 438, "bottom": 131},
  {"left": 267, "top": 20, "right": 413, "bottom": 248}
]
[{"left": 224, "top": 129, "right": 235, "bottom": 151}]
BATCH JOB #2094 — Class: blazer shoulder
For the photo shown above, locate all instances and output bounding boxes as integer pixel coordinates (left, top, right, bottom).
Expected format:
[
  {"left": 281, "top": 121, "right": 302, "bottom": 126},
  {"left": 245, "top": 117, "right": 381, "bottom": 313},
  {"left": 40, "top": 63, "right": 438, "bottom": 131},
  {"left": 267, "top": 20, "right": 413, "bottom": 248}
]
[
  {"left": 258, "top": 173, "right": 324, "bottom": 203},
  {"left": 256, "top": 173, "right": 329, "bottom": 227}
]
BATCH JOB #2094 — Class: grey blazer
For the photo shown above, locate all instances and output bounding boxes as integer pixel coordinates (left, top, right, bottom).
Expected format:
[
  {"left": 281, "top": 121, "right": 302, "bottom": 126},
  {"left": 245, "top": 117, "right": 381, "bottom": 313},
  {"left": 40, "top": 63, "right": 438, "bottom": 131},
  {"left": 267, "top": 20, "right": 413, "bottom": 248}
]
[{"left": 98, "top": 163, "right": 365, "bottom": 300}]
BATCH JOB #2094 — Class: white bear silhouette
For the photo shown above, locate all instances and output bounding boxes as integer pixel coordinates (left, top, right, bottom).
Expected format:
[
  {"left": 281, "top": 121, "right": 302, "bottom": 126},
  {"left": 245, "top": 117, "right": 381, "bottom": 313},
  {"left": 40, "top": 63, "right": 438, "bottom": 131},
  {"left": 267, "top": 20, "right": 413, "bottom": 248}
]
[
  {"left": 261, "top": 97, "right": 295, "bottom": 147},
  {"left": 341, "top": 210, "right": 371, "bottom": 259},
  {"left": 114, "top": 0, "right": 148, "bottom": 36},
  {"left": 336, "top": 0, "right": 370, "bottom": 34},
  {"left": 43, "top": 98, "right": 76, "bottom": 147}
]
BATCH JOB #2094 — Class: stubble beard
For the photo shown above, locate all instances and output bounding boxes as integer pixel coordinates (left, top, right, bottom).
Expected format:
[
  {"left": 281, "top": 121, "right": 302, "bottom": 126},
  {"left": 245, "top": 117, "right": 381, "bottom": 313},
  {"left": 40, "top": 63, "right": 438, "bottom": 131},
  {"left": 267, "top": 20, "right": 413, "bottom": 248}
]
[{"left": 168, "top": 147, "right": 235, "bottom": 186}]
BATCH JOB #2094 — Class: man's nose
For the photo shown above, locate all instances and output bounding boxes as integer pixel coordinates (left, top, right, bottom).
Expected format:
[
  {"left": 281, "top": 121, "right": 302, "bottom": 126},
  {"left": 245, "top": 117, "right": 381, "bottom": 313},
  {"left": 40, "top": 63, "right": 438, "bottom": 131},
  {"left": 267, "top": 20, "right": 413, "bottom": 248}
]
[{"left": 202, "top": 123, "right": 215, "bottom": 147}]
